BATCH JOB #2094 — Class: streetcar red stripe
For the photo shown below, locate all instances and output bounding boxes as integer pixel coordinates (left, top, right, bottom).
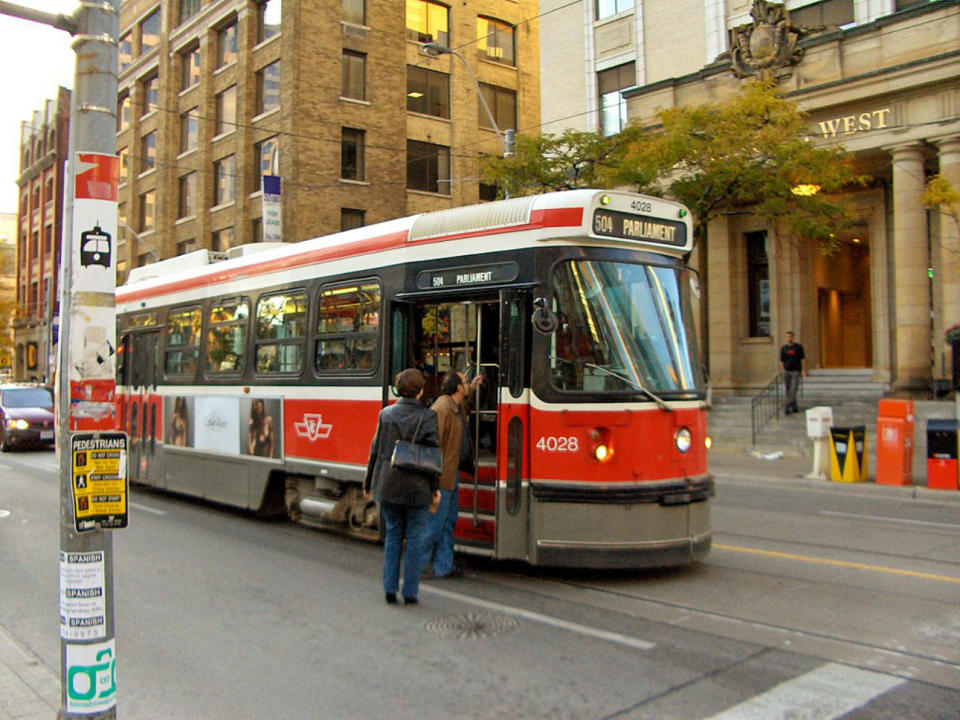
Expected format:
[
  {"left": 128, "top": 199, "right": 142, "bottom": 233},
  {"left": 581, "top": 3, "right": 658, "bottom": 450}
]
[{"left": 116, "top": 207, "right": 584, "bottom": 305}]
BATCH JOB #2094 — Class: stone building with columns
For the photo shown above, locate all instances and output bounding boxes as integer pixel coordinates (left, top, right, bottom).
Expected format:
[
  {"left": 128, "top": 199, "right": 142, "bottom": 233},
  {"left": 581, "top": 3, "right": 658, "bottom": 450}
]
[{"left": 541, "top": 0, "right": 959, "bottom": 392}]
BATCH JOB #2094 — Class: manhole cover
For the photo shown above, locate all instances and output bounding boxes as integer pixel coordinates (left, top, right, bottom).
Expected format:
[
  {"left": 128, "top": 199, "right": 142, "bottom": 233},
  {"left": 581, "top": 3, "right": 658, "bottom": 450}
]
[{"left": 425, "top": 611, "right": 519, "bottom": 639}]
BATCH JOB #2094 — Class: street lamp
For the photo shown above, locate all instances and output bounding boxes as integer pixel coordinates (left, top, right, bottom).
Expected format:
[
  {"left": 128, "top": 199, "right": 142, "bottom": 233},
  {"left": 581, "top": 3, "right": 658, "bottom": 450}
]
[{"left": 421, "top": 43, "right": 515, "bottom": 198}]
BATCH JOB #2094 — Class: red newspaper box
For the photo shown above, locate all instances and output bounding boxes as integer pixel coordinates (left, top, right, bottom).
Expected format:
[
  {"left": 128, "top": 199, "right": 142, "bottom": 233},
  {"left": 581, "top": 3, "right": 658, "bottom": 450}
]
[{"left": 875, "top": 399, "right": 914, "bottom": 486}]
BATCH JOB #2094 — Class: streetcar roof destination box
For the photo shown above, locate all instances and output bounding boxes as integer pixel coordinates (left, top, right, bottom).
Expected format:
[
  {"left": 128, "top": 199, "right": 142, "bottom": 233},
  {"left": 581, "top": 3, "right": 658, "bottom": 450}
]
[{"left": 806, "top": 406, "right": 833, "bottom": 438}]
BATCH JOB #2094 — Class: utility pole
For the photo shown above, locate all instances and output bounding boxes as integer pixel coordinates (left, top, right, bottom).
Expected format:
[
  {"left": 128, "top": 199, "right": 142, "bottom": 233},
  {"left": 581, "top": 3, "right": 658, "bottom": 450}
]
[{"left": 2, "top": 2, "right": 122, "bottom": 718}]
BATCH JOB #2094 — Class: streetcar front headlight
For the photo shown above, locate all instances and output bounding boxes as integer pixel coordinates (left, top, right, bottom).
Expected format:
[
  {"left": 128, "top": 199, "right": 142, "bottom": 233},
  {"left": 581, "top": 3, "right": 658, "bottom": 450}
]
[
  {"left": 8, "top": 419, "right": 29, "bottom": 431},
  {"left": 705, "top": 435, "right": 713, "bottom": 451},
  {"left": 675, "top": 427, "right": 692, "bottom": 453},
  {"left": 590, "top": 427, "right": 614, "bottom": 463}
]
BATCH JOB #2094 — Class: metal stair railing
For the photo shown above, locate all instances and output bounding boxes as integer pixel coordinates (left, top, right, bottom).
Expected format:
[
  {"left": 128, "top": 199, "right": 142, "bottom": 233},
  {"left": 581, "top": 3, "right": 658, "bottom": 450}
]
[{"left": 750, "top": 373, "right": 781, "bottom": 446}]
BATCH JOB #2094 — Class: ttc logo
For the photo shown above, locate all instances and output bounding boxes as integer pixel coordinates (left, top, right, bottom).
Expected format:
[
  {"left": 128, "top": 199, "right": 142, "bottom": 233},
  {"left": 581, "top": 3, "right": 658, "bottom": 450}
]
[{"left": 294, "top": 413, "right": 333, "bottom": 442}]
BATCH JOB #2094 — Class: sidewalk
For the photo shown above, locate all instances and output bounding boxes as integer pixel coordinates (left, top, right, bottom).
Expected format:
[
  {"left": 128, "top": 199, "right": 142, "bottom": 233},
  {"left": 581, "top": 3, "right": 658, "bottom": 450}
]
[
  {"left": 0, "top": 625, "right": 58, "bottom": 720},
  {"left": 709, "top": 447, "right": 960, "bottom": 504}
]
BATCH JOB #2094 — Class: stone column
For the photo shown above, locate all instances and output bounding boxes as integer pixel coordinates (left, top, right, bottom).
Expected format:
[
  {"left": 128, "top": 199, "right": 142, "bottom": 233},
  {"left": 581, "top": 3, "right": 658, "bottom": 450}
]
[
  {"left": 934, "top": 136, "right": 960, "bottom": 381},
  {"left": 889, "top": 143, "right": 930, "bottom": 389}
]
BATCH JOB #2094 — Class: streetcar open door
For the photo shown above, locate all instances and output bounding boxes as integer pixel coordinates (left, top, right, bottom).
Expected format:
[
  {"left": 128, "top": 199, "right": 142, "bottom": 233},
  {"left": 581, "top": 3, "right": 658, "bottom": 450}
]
[{"left": 391, "top": 290, "right": 531, "bottom": 561}]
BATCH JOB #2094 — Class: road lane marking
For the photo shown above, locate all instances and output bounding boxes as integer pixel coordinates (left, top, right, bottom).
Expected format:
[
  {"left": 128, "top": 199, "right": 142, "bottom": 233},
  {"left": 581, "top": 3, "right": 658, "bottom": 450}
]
[
  {"left": 130, "top": 502, "right": 166, "bottom": 516},
  {"left": 704, "top": 662, "right": 905, "bottom": 719},
  {"left": 820, "top": 510, "right": 960, "bottom": 531},
  {"left": 0, "top": 463, "right": 12, "bottom": 471},
  {"left": 0, "top": 509, "right": 10, "bottom": 519},
  {"left": 421, "top": 584, "right": 656, "bottom": 650},
  {"left": 714, "top": 543, "right": 960, "bottom": 584}
]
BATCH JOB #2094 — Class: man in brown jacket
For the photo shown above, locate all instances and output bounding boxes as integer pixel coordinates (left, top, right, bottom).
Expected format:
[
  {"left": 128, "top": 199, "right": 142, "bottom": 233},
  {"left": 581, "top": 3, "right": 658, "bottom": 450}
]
[{"left": 422, "top": 370, "right": 482, "bottom": 579}]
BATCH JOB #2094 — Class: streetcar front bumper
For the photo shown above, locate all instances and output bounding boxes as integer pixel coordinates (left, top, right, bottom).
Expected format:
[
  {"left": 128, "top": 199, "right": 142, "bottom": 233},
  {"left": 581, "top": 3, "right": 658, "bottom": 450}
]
[{"left": 528, "top": 474, "right": 714, "bottom": 569}]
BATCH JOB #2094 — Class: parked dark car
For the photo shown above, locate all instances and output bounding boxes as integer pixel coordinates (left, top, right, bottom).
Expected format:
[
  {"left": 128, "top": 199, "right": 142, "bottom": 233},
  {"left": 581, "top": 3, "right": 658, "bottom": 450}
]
[{"left": 0, "top": 384, "right": 55, "bottom": 451}]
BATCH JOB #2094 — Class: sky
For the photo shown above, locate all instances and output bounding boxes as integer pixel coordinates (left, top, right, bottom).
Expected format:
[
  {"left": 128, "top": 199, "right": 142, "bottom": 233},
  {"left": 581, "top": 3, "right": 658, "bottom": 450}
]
[{"left": 0, "top": 1, "right": 78, "bottom": 214}]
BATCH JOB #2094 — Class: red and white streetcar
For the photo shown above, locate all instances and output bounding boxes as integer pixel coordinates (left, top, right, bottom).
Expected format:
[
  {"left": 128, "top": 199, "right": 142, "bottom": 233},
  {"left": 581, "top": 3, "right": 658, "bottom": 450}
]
[{"left": 116, "top": 189, "right": 712, "bottom": 568}]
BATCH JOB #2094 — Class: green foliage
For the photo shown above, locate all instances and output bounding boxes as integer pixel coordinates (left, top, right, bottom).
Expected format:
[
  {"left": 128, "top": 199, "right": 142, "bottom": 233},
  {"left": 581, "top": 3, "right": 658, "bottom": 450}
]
[{"left": 923, "top": 174, "right": 960, "bottom": 226}]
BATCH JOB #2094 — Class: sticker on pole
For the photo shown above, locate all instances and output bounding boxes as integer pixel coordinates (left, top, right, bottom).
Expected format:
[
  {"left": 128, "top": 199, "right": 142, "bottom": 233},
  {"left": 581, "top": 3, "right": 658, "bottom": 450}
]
[
  {"left": 66, "top": 640, "right": 117, "bottom": 714},
  {"left": 60, "top": 551, "right": 106, "bottom": 640},
  {"left": 72, "top": 432, "right": 129, "bottom": 532}
]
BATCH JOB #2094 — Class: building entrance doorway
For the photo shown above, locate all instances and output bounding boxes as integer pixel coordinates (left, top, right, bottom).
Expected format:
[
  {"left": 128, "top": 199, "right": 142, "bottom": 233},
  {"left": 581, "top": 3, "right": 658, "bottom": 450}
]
[{"left": 815, "top": 232, "right": 872, "bottom": 368}]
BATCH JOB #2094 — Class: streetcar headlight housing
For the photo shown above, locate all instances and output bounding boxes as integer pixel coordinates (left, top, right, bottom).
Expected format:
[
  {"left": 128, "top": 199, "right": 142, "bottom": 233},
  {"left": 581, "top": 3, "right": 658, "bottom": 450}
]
[
  {"left": 8, "top": 419, "right": 29, "bottom": 430},
  {"left": 590, "top": 427, "right": 614, "bottom": 463},
  {"left": 675, "top": 427, "right": 692, "bottom": 453}
]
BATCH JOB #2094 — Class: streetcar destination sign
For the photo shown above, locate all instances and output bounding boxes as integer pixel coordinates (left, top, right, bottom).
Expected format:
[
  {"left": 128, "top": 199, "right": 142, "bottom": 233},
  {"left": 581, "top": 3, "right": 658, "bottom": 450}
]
[
  {"left": 417, "top": 261, "right": 519, "bottom": 290},
  {"left": 592, "top": 209, "right": 687, "bottom": 247}
]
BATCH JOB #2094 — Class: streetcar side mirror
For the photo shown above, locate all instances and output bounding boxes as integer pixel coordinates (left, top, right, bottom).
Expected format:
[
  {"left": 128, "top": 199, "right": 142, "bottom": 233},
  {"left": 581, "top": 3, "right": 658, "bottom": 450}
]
[{"left": 531, "top": 297, "right": 558, "bottom": 334}]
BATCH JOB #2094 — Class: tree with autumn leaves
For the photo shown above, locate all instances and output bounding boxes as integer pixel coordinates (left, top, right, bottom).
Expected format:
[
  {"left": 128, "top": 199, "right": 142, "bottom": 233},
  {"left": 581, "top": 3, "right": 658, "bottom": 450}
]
[{"left": 482, "top": 81, "right": 866, "bottom": 251}]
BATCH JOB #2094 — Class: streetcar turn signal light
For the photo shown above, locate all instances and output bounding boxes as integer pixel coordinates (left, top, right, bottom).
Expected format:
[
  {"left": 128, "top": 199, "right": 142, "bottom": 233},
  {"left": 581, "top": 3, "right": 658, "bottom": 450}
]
[
  {"left": 705, "top": 435, "right": 713, "bottom": 450},
  {"left": 590, "top": 427, "right": 614, "bottom": 462},
  {"left": 675, "top": 427, "right": 692, "bottom": 453}
]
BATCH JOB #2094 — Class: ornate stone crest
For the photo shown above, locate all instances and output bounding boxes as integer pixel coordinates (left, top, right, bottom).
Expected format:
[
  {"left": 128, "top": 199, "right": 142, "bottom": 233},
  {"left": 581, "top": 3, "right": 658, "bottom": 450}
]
[{"left": 728, "top": 0, "right": 808, "bottom": 79}]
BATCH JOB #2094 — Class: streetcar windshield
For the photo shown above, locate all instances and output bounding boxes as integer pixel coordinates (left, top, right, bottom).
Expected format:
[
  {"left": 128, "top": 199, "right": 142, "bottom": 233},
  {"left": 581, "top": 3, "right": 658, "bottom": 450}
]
[{"left": 548, "top": 260, "right": 704, "bottom": 395}]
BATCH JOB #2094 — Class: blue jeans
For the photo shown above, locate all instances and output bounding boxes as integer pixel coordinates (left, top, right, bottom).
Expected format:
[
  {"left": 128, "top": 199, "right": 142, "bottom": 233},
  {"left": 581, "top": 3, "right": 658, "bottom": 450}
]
[
  {"left": 422, "top": 480, "right": 459, "bottom": 576},
  {"left": 380, "top": 501, "right": 430, "bottom": 600}
]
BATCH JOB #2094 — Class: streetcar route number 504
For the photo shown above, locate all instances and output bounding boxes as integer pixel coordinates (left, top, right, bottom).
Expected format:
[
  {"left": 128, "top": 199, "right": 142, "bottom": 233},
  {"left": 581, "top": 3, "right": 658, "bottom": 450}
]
[{"left": 536, "top": 436, "right": 579, "bottom": 452}]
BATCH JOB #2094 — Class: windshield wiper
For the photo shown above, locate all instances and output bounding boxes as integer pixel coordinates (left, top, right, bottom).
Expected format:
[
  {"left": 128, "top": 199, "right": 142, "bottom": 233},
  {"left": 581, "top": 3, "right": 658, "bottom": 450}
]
[{"left": 582, "top": 362, "right": 671, "bottom": 411}]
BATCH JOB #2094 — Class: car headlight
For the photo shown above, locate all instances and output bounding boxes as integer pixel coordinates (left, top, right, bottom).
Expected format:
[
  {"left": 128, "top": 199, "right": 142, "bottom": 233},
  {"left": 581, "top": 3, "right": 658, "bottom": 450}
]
[
  {"left": 8, "top": 419, "right": 29, "bottom": 430},
  {"left": 675, "top": 427, "right": 692, "bottom": 453}
]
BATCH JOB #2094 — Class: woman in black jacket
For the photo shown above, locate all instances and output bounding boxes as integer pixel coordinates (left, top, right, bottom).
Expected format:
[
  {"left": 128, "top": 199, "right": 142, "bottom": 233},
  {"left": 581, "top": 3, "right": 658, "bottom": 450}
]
[{"left": 363, "top": 368, "right": 440, "bottom": 605}]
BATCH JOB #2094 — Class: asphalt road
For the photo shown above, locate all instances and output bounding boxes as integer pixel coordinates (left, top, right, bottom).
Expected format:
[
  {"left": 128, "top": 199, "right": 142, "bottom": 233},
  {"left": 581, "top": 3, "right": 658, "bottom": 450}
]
[{"left": 1, "top": 448, "right": 958, "bottom": 719}]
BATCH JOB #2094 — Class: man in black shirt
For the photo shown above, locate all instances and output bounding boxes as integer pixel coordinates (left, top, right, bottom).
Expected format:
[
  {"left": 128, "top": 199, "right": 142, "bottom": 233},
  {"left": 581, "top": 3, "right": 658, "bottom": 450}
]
[{"left": 780, "top": 331, "right": 806, "bottom": 414}]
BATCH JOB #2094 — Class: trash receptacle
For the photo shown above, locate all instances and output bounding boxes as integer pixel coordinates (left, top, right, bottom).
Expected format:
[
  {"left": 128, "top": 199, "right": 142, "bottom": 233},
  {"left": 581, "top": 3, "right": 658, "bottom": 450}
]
[
  {"left": 829, "top": 425, "right": 866, "bottom": 483},
  {"left": 876, "top": 399, "right": 914, "bottom": 486},
  {"left": 926, "top": 419, "right": 959, "bottom": 491}
]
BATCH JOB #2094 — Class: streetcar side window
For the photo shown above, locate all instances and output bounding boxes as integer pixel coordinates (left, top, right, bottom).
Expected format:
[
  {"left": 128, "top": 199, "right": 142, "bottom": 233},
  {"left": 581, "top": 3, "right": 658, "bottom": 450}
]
[
  {"left": 255, "top": 290, "right": 307, "bottom": 374},
  {"left": 205, "top": 297, "right": 249, "bottom": 375},
  {"left": 165, "top": 306, "right": 202, "bottom": 379},
  {"left": 315, "top": 281, "right": 381, "bottom": 374}
]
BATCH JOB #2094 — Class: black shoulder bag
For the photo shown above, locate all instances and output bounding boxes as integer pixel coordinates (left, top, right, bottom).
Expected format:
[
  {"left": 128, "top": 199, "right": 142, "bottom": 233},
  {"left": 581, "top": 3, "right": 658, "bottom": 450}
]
[{"left": 390, "top": 408, "right": 443, "bottom": 477}]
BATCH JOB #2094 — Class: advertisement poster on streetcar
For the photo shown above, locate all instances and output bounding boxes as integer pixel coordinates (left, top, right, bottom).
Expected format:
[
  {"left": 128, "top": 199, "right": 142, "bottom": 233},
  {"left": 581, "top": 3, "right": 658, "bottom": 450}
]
[
  {"left": 167, "top": 395, "right": 281, "bottom": 459},
  {"left": 71, "top": 432, "right": 128, "bottom": 532}
]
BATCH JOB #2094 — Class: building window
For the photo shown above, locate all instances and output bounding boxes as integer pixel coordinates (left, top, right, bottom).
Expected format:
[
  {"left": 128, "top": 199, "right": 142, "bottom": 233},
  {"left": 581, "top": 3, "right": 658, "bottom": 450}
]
[
  {"left": 139, "top": 189, "right": 156, "bottom": 232},
  {"left": 479, "top": 83, "right": 516, "bottom": 131},
  {"left": 178, "top": 172, "right": 197, "bottom": 219},
  {"left": 342, "top": 51, "right": 366, "bottom": 100},
  {"left": 140, "top": 74, "right": 159, "bottom": 116},
  {"left": 343, "top": 0, "right": 365, "bottom": 25},
  {"left": 217, "top": 21, "right": 238, "bottom": 68},
  {"left": 213, "top": 227, "right": 235, "bottom": 251},
  {"left": 43, "top": 178, "right": 53, "bottom": 203},
  {"left": 255, "top": 290, "right": 308, "bottom": 374},
  {"left": 341, "top": 128, "right": 365, "bottom": 181},
  {"left": 407, "top": 140, "right": 450, "bottom": 194},
  {"left": 341, "top": 208, "right": 365, "bottom": 230},
  {"left": 256, "top": 61, "right": 281, "bottom": 115},
  {"left": 596, "top": 0, "right": 633, "bottom": 20},
  {"left": 215, "top": 86, "right": 237, "bottom": 135},
  {"left": 119, "top": 32, "right": 132, "bottom": 72},
  {"left": 177, "top": 239, "right": 195, "bottom": 255},
  {"left": 407, "top": 66, "right": 449, "bottom": 118},
  {"left": 118, "top": 94, "right": 131, "bottom": 132},
  {"left": 119, "top": 147, "right": 129, "bottom": 184},
  {"left": 477, "top": 17, "right": 515, "bottom": 66},
  {"left": 406, "top": 0, "right": 448, "bottom": 45},
  {"left": 43, "top": 225, "right": 52, "bottom": 253},
  {"left": 139, "top": 9, "right": 160, "bottom": 55},
  {"left": 255, "top": 136, "right": 280, "bottom": 181},
  {"left": 180, "top": 44, "right": 201, "bottom": 90},
  {"left": 598, "top": 62, "right": 634, "bottom": 136},
  {"left": 790, "top": 0, "right": 854, "bottom": 28},
  {"left": 178, "top": 0, "right": 201, "bottom": 25},
  {"left": 258, "top": 0, "right": 282, "bottom": 42},
  {"left": 214, "top": 155, "right": 236, "bottom": 205},
  {"left": 140, "top": 132, "right": 156, "bottom": 172},
  {"left": 746, "top": 231, "right": 770, "bottom": 338},
  {"left": 180, "top": 109, "right": 198, "bottom": 153},
  {"left": 251, "top": 217, "right": 262, "bottom": 242}
]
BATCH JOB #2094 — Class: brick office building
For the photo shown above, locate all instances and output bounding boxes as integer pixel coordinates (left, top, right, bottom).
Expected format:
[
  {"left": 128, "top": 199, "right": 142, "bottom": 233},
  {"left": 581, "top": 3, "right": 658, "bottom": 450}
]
[
  {"left": 540, "top": 0, "right": 960, "bottom": 393},
  {"left": 13, "top": 87, "right": 71, "bottom": 383},
  {"left": 116, "top": 0, "right": 540, "bottom": 276}
]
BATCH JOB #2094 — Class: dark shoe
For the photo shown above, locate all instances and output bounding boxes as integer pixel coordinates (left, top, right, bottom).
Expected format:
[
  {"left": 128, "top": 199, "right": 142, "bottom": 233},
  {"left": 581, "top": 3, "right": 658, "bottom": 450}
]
[
  {"left": 403, "top": 596, "right": 418, "bottom": 605},
  {"left": 420, "top": 567, "right": 435, "bottom": 580},
  {"left": 385, "top": 592, "right": 398, "bottom": 605}
]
